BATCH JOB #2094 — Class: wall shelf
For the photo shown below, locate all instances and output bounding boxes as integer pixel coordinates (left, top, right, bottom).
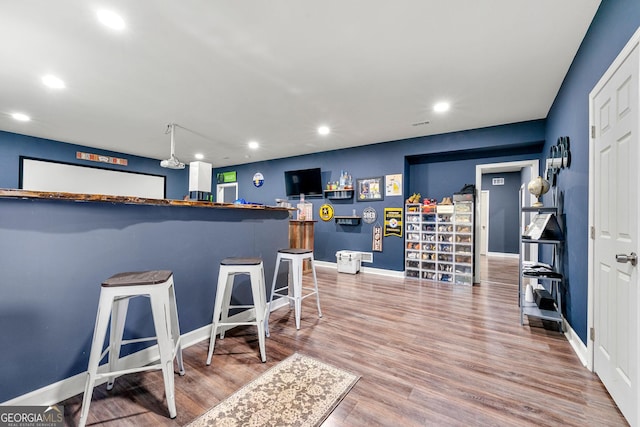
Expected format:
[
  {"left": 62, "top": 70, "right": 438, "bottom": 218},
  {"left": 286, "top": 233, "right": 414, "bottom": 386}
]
[
  {"left": 324, "top": 189, "right": 354, "bottom": 200},
  {"left": 335, "top": 216, "right": 361, "bottom": 225}
]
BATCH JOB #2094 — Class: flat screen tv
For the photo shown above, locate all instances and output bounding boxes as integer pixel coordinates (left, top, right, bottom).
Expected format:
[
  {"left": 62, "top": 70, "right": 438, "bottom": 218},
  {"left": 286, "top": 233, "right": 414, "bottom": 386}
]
[{"left": 284, "top": 167, "right": 323, "bottom": 197}]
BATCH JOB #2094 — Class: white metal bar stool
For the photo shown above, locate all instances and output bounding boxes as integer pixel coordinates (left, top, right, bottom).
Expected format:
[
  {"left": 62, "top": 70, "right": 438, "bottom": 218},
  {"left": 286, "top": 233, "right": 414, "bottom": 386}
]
[
  {"left": 79, "top": 270, "right": 185, "bottom": 427},
  {"left": 206, "top": 257, "right": 267, "bottom": 365},
  {"left": 266, "top": 248, "right": 322, "bottom": 335}
]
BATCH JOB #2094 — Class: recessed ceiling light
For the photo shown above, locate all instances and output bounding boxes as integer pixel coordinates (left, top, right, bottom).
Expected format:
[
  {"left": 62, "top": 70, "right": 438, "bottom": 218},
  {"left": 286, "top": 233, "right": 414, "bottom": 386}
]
[
  {"left": 11, "top": 112, "right": 31, "bottom": 122},
  {"left": 317, "top": 125, "right": 330, "bottom": 136},
  {"left": 42, "top": 75, "right": 65, "bottom": 89},
  {"left": 248, "top": 140, "right": 259, "bottom": 150},
  {"left": 433, "top": 102, "right": 450, "bottom": 113},
  {"left": 194, "top": 153, "right": 204, "bottom": 160},
  {"left": 97, "top": 10, "right": 125, "bottom": 30}
]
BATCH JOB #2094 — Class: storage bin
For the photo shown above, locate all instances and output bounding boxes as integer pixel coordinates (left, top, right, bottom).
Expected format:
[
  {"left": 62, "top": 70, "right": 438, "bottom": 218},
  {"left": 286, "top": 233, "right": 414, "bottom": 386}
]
[{"left": 336, "top": 250, "right": 362, "bottom": 274}]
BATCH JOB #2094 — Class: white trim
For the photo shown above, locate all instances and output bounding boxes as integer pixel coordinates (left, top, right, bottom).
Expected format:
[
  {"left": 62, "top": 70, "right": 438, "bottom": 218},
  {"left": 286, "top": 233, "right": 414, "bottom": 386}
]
[
  {"left": 314, "top": 260, "right": 405, "bottom": 278},
  {"left": 564, "top": 318, "right": 589, "bottom": 368},
  {"left": 475, "top": 160, "right": 539, "bottom": 281},
  {"left": 1, "top": 300, "right": 289, "bottom": 406},
  {"left": 480, "top": 190, "right": 490, "bottom": 256},
  {"left": 487, "top": 251, "right": 519, "bottom": 259}
]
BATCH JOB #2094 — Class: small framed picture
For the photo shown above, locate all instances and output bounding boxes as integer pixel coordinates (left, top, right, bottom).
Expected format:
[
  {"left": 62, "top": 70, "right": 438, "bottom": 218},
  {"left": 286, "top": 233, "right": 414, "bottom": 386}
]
[{"left": 356, "top": 177, "right": 384, "bottom": 202}]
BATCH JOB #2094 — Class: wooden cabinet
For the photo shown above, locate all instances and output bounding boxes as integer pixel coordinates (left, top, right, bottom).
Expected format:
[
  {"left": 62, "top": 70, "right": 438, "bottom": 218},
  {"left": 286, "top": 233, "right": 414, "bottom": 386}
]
[{"left": 289, "top": 220, "right": 316, "bottom": 272}]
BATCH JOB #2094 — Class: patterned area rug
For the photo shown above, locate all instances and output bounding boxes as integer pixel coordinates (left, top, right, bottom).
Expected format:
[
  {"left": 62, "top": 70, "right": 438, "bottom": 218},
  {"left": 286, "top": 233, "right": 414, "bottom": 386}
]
[{"left": 186, "top": 353, "right": 359, "bottom": 427}]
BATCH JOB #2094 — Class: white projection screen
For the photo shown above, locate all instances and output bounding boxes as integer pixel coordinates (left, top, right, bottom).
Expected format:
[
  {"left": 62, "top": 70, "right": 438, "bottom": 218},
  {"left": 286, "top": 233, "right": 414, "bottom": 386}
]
[{"left": 21, "top": 158, "right": 166, "bottom": 199}]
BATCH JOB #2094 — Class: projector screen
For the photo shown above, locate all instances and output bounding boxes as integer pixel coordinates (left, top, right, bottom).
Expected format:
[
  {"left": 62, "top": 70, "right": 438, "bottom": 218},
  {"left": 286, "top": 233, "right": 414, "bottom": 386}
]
[{"left": 20, "top": 157, "right": 166, "bottom": 199}]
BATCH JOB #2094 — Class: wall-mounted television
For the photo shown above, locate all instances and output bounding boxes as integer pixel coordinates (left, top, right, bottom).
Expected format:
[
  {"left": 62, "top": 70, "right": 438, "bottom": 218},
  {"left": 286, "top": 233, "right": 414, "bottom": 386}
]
[{"left": 284, "top": 167, "right": 323, "bottom": 197}]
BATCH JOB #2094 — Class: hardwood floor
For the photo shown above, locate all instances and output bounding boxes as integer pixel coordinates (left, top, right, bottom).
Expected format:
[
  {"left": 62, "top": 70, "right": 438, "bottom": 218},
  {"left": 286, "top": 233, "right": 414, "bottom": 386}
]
[{"left": 61, "top": 256, "right": 627, "bottom": 426}]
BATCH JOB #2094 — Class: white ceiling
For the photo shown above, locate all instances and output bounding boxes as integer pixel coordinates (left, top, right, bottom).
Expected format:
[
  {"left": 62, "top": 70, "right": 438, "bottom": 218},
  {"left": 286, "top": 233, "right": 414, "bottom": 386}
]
[{"left": 0, "top": 1, "right": 600, "bottom": 168}]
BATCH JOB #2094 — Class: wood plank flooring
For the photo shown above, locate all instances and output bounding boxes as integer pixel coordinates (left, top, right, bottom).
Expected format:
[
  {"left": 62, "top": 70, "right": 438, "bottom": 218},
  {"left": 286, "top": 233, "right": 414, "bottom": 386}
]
[{"left": 61, "top": 256, "right": 627, "bottom": 426}]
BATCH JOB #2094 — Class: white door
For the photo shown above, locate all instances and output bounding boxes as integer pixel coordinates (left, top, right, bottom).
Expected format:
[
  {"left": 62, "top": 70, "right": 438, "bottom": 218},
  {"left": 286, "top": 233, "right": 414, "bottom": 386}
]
[
  {"left": 480, "top": 190, "right": 489, "bottom": 256},
  {"left": 591, "top": 38, "right": 639, "bottom": 426}
]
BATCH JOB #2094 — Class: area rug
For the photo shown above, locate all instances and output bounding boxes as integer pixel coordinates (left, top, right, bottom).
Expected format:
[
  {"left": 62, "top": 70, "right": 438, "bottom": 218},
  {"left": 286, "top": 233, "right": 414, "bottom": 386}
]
[{"left": 186, "top": 353, "right": 359, "bottom": 427}]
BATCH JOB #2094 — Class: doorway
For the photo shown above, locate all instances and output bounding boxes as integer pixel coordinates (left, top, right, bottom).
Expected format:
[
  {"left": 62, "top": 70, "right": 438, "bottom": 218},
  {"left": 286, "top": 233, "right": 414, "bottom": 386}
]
[{"left": 475, "top": 160, "right": 539, "bottom": 281}]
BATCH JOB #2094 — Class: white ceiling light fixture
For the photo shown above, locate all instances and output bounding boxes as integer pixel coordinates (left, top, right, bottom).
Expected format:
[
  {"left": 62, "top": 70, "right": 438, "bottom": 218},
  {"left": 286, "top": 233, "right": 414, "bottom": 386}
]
[
  {"left": 42, "top": 75, "right": 65, "bottom": 89},
  {"left": 248, "top": 140, "right": 259, "bottom": 150},
  {"left": 160, "top": 123, "right": 185, "bottom": 169},
  {"left": 11, "top": 112, "right": 31, "bottom": 122},
  {"left": 97, "top": 9, "right": 125, "bottom": 31},
  {"left": 317, "top": 125, "right": 331, "bottom": 136},
  {"left": 433, "top": 101, "right": 450, "bottom": 113},
  {"left": 194, "top": 153, "right": 204, "bottom": 160}
]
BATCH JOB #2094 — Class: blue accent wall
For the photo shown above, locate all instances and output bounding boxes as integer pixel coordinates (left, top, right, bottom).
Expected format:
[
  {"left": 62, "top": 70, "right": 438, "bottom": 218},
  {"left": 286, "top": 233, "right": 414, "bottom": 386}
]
[
  {"left": 0, "top": 130, "right": 189, "bottom": 200},
  {"left": 217, "top": 120, "right": 545, "bottom": 271},
  {"left": 481, "top": 172, "right": 521, "bottom": 254},
  {"left": 0, "top": 197, "right": 288, "bottom": 402},
  {"left": 545, "top": 0, "right": 640, "bottom": 344}
]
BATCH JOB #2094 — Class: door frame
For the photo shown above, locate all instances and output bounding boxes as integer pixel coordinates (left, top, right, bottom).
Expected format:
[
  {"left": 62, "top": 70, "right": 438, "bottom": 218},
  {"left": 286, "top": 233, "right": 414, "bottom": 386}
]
[
  {"left": 587, "top": 26, "right": 640, "bottom": 384},
  {"left": 216, "top": 182, "right": 238, "bottom": 203},
  {"left": 475, "top": 160, "right": 539, "bottom": 278},
  {"left": 480, "top": 190, "right": 490, "bottom": 256}
]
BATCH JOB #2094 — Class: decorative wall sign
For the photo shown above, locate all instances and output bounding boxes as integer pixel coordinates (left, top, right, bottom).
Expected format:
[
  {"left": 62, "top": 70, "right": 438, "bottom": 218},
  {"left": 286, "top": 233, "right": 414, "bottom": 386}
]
[
  {"left": 356, "top": 177, "right": 384, "bottom": 201},
  {"left": 76, "top": 151, "right": 127, "bottom": 166},
  {"left": 217, "top": 171, "right": 237, "bottom": 183},
  {"left": 319, "top": 203, "right": 334, "bottom": 221},
  {"left": 362, "top": 207, "right": 377, "bottom": 224},
  {"left": 252, "top": 172, "right": 264, "bottom": 188},
  {"left": 372, "top": 223, "right": 383, "bottom": 251},
  {"left": 385, "top": 174, "right": 402, "bottom": 196},
  {"left": 383, "top": 207, "right": 403, "bottom": 237}
]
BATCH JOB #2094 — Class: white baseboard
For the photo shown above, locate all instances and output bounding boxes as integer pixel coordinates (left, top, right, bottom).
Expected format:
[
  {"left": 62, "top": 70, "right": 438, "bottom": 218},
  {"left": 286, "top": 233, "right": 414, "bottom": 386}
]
[
  {"left": 1, "top": 299, "right": 289, "bottom": 406},
  {"left": 564, "top": 318, "right": 589, "bottom": 368},
  {"left": 314, "top": 260, "right": 404, "bottom": 278},
  {"left": 487, "top": 251, "right": 519, "bottom": 259}
]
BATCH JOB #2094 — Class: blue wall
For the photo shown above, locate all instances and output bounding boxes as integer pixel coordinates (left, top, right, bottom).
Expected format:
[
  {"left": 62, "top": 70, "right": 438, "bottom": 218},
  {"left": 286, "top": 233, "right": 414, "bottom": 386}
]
[
  {"left": 544, "top": 0, "right": 640, "bottom": 343},
  {"left": 216, "top": 120, "right": 545, "bottom": 271},
  {"left": 0, "top": 130, "right": 189, "bottom": 200},
  {"left": 0, "top": 197, "right": 288, "bottom": 402},
  {"left": 481, "top": 172, "right": 522, "bottom": 254}
]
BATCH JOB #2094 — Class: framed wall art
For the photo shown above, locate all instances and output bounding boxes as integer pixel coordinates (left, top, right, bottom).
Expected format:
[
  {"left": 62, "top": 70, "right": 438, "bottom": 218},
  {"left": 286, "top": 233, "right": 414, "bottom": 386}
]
[{"left": 356, "top": 176, "right": 384, "bottom": 202}]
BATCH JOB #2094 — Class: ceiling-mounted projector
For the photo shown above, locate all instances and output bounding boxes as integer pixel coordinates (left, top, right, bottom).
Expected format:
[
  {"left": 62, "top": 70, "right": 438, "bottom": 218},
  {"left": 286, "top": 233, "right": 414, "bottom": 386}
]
[
  {"left": 160, "top": 123, "right": 185, "bottom": 169},
  {"left": 160, "top": 155, "right": 185, "bottom": 169}
]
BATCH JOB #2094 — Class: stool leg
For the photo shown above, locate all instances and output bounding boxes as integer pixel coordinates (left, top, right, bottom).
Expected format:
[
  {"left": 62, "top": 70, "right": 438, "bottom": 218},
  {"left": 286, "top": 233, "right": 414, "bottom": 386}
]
[
  {"left": 106, "top": 296, "right": 130, "bottom": 390},
  {"left": 250, "top": 266, "right": 267, "bottom": 362},
  {"left": 266, "top": 254, "right": 282, "bottom": 338},
  {"left": 218, "top": 272, "right": 234, "bottom": 339},
  {"left": 149, "top": 289, "right": 177, "bottom": 419},
  {"left": 79, "top": 290, "right": 114, "bottom": 427},
  {"left": 292, "top": 257, "right": 303, "bottom": 330},
  {"left": 287, "top": 259, "right": 295, "bottom": 309},
  {"left": 168, "top": 280, "right": 185, "bottom": 376},
  {"left": 207, "top": 267, "right": 228, "bottom": 365},
  {"left": 309, "top": 256, "right": 322, "bottom": 318}
]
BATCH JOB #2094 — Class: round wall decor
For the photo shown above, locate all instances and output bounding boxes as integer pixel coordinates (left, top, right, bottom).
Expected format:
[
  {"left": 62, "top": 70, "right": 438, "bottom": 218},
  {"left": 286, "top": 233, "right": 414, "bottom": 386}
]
[
  {"left": 319, "top": 204, "right": 334, "bottom": 221},
  {"left": 252, "top": 172, "right": 264, "bottom": 188}
]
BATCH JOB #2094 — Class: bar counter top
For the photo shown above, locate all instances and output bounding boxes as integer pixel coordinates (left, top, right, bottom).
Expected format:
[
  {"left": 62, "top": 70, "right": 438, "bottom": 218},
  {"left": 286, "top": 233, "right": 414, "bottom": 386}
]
[{"left": 0, "top": 188, "right": 290, "bottom": 211}]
